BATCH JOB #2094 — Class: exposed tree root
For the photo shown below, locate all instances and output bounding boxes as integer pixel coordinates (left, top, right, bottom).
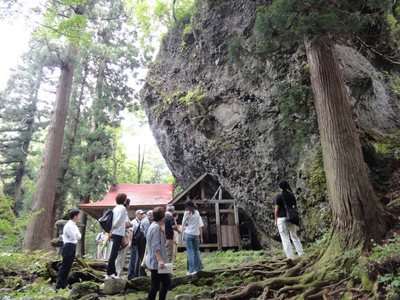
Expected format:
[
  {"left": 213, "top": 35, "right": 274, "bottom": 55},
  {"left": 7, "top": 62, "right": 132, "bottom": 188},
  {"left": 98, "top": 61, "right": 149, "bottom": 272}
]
[{"left": 216, "top": 282, "right": 266, "bottom": 300}]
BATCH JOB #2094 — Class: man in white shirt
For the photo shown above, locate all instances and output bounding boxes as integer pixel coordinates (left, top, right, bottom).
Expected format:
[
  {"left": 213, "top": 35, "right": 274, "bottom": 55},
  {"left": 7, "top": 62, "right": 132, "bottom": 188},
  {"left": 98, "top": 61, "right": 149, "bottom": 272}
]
[
  {"left": 127, "top": 209, "right": 145, "bottom": 280},
  {"left": 56, "top": 209, "right": 81, "bottom": 290}
]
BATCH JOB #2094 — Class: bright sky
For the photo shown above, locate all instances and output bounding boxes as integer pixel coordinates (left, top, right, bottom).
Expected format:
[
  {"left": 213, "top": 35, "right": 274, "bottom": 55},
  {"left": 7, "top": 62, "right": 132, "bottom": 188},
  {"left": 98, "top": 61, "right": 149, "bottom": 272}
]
[
  {"left": 0, "top": 14, "right": 162, "bottom": 165},
  {"left": 0, "top": 21, "right": 32, "bottom": 89}
]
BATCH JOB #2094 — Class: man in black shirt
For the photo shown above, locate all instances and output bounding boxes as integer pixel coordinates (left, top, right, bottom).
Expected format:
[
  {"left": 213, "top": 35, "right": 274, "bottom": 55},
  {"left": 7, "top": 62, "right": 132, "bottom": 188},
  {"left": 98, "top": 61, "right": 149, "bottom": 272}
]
[
  {"left": 165, "top": 205, "right": 181, "bottom": 263},
  {"left": 274, "top": 181, "right": 304, "bottom": 260}
]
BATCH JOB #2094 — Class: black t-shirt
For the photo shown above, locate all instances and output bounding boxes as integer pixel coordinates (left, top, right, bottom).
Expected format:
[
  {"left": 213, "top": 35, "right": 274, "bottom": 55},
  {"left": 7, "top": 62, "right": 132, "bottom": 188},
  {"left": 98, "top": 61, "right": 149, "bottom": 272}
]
[
  {"left": 274, "top": 191, "right": 297, "bottom": 218},
  {"left": 164, "top": 213, "right": 176, "bottom": 240}
]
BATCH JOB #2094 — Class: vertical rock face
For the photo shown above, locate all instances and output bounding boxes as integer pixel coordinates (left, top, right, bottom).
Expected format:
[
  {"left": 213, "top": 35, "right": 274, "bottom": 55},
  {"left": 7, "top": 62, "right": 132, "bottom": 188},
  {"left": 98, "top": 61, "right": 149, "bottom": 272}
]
[{"left": 141, "top": 0, "right": 400, "bottom": 247}]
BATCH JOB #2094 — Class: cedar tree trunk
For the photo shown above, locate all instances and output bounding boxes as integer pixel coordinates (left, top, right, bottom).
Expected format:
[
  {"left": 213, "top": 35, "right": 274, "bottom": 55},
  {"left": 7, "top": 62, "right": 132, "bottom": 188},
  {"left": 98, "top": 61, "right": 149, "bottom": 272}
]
[
  {"left": 22, "top": 44, "right": 78, "bottom": 251},
  {"left": 304, "top": 36, "right": 388, "bottom": 248}
]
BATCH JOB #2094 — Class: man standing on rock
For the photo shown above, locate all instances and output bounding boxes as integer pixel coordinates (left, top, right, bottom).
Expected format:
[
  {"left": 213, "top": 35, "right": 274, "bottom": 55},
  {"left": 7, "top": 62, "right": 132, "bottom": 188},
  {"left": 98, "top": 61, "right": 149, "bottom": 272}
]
[
  {"left": 165, "top": 205, "right": 181, "bottom": 263},
  {"left": 56, "top": 209, "right": 81, "bottom": 290},
  {"left": 127, "top": 209, "right": 145, "bottom": 280},
  {"left": 274, "top": 181, "right": 304, "bottom": 262}
]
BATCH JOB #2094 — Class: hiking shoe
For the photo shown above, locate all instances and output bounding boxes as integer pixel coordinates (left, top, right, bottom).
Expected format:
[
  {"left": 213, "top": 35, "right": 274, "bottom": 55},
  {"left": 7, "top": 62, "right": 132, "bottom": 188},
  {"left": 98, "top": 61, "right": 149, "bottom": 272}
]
[{"left": 186, "top": 271, "right": 197, "bottom": 276}]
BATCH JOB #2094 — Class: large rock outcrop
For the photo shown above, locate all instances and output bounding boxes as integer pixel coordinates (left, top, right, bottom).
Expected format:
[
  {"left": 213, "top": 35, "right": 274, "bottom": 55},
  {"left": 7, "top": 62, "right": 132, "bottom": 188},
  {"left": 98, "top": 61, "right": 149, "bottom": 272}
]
[{"left": 141, "top": 0, "right": 400, "bottom": 247}]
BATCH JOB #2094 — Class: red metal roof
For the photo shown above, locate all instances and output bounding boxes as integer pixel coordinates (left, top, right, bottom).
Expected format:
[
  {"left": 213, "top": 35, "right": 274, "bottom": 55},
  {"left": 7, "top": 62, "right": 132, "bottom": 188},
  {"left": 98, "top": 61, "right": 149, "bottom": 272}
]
[{"left": 77, "top": 184, "right": 173, "bottom": 209}]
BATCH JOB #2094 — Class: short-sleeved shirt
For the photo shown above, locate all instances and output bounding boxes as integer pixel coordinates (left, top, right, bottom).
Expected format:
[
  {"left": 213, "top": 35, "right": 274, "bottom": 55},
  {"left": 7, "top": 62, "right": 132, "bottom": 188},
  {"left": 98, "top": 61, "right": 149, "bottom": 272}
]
[
  {"left": 182, "top": 210, "right": 203, "bottom": 236},
  {"left": 274, "top": 191, "right": 297, "bottom": 218},
  {"left": 165, "top": 212, "right": 176, "bottom": 240}
]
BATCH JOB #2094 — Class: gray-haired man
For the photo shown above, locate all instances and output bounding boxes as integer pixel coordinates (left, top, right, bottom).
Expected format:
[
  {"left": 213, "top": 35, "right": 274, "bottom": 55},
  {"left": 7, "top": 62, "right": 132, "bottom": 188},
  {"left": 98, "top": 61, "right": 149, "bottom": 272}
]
[{"left": 165, "top": 205, "right": 181, "bottom": 263}]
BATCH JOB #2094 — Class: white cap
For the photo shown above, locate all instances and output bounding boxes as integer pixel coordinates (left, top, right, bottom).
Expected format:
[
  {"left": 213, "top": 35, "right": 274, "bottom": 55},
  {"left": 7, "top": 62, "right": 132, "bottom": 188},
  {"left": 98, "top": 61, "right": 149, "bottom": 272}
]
[{"left": 135, "top": 209, "right": 145, "bottom": 215}]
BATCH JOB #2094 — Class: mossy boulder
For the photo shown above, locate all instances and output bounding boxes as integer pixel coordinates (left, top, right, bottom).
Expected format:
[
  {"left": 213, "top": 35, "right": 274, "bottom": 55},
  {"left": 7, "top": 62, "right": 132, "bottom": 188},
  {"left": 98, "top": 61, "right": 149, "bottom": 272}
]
[
  {"left": 5, "top": 276, "right": 25, "bottom": 289},
  {"left": 70, "top": 281, "right": 100, "bottom": 299},
  {"left": 126, "top": 277, "right": 151, "bottom": 291}
]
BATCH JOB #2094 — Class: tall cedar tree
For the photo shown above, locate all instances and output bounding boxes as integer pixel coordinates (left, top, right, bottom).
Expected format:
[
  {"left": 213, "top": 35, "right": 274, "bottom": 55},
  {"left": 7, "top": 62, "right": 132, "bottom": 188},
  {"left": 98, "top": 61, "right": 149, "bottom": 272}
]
[
  {"left": 51, "top": 0, "right": 139, "bottom": 255},
  {"left": 22, "top": 1, "right": 88, "bottom": 251}
]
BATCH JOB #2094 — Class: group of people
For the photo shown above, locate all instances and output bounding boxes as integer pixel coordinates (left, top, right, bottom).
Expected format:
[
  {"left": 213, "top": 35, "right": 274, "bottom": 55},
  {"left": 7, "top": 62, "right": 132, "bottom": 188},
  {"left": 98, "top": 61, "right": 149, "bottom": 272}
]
[
  {"left": 55, "top": 180, "right": 304, "bottom": 300},
  {"left": 105, "top": 194, "right": 204, "bottom": 300}
]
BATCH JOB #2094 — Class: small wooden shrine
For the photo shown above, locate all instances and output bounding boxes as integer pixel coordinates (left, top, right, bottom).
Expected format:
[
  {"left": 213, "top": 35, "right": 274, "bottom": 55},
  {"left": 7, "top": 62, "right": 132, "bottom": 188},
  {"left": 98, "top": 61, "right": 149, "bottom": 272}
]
[{"left": 170, "top": 173, "right": 241, "bottom": 250}]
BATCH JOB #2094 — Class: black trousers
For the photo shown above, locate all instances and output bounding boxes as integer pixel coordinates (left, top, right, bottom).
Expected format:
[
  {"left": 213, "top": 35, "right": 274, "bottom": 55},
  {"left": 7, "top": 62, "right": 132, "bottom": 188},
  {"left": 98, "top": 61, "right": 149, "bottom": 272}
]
[
  {"left": 148, "top": 270, "right": 171, "bottom": 300},
  {"left": 135, "top": 238, "right": 147, "bottom": 278},
  {"left": 107, "top": 234, "right": 123, "bottom": 276},
  {"left": 56, "top": 243, "right": 76, "bottom": 289}
]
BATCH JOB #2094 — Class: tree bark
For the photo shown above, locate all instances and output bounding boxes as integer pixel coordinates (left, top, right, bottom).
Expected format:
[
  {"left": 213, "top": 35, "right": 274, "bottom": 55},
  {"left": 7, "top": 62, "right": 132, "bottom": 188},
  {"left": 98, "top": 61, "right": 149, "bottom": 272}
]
[
  {"left": 22, "top": 44, "right": 78, "bottom": 252},
  {"left": 12, "top": 67, "right": 44, "bottom": 214},
  {"left": 137, "top": 144, "right": 145, "bottom": 184},
  {"left": 78, "top": 57, "right": 106, "bottom": 256},
  {"left": 304, "top": 36, "right": 388, "bottom": 247},
  {"left": 53, "top": 61, "right": 89, "bottom": 223}
]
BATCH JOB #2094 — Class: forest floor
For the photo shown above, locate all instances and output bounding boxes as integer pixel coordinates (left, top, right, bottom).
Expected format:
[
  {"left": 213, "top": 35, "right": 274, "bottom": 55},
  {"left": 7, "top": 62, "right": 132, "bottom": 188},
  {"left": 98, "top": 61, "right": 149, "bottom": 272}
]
[{"left": 1, "top": 209, "right": 400, "bottom": 300}]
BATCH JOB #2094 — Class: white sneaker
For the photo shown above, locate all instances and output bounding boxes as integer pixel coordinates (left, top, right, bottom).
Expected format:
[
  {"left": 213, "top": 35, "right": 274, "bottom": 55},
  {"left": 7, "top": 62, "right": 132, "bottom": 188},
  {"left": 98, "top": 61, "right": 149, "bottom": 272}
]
[
  {"left": 186, "top": 271, "right": 197, "bottom": 276},
  {"left": 105, "top": 275, "right": 113, "bottom": 280}
]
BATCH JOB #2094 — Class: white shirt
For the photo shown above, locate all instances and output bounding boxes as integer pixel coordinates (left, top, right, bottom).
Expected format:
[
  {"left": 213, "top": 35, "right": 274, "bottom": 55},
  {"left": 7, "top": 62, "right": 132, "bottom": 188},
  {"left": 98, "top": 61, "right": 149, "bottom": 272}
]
[
  {"left": 62, "top": 220, "right": 81, "bottom": 244},
  {"left": 96, "top": 232, "right": 107, "bottom": 245},
  {"left": 129, "top": 218, "right": 140, "bottom": 233},
  {"left": 112, "top": 205, "right": 128, "bottom": 236},
  {"left": 182, "top": 210, "right": 204, "bottom": 236}
]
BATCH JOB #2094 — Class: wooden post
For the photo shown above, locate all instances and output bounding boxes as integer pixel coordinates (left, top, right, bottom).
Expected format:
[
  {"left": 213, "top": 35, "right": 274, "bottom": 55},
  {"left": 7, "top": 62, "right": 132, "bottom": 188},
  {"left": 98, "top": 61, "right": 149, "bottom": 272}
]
[
  {"left": 234, "top": 203, "right": 242, "bottom": 249},
  {"left": 201, "top": 181, "right": 205, "bottom": 200},
  {"left": 218, "top": 187, "right": 223, "bottom": 200},
  {"left": 215, "top": 203, "right": 222, "bottom": 250},
  {"left": 186, "top": 193, "right": 190, "bottom": 200},
  {"left": 207, "top": 213, "right": 211, "bottom": 244}
]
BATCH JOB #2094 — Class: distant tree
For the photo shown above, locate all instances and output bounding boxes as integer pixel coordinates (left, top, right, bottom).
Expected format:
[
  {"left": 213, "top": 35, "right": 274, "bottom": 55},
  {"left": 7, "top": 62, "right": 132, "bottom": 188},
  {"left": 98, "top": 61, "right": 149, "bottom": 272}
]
[{"left": 0, "top": 40, "right": 52, "bottom": 214}]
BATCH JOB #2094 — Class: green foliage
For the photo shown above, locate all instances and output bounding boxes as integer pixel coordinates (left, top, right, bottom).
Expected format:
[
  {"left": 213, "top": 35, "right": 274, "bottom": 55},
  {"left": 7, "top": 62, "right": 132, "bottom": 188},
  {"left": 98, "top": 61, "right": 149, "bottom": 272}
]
[
  {"left": 253, "top": 0, "right": 398, "bottom": 50},
  {"left": 5, "top": 278, "right": 71, "bottom": 299},
  {"left": 124, "top": 0, "right": 198, "bottom": 47},
  {"left": 175, "top": 89, "right": 207, "bottom": 106},
  {"left": 368, "top": 237, "right": 400, "bottom": 298},
  {"left": 34, "top": 1, "right": 91, "bottom": 45},
  {"left": 279, "top": 85, "right": 318, "bottom": 151},
  {"left": 307, "top": 144, "right": 327, "bottom": 200},
  {"left": 173, "top": 250, "right": 270, "bottom": 277},
  {"left": 0, "top": 196, "right": 43, "bottom": 251},
  {"left": 0, "top": 251, "right": 53, "bottom": 273},
  {"left": 372, "top": 131, "right": 400, "bottom": 159}
]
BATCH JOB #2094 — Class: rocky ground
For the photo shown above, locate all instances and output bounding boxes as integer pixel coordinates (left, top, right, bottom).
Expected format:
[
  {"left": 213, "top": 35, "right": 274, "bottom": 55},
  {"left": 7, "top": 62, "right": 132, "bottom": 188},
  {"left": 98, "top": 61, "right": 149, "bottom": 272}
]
[{"left": 1, "top": 229, "right": 400, "bottom": 300}]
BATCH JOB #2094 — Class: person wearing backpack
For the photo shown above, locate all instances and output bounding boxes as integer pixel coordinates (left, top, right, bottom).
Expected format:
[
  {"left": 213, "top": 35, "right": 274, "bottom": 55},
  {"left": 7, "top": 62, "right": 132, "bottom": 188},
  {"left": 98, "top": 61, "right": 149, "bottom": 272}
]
[
  {"left": 106, "top": 193, "right": 129, "bottom": 280},
  {"left": 274, "top": 181, "right": 304, "bottom": 261},
  {"left": 127, "top": 209, "right": 145, "bottom": 280}
]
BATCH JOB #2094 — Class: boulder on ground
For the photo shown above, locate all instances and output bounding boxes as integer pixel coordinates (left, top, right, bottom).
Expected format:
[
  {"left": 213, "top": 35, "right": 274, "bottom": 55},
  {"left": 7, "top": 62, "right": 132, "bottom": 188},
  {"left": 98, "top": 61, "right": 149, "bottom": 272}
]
[
  {"left": 125, "top": 276, "right": 150, "bottom": 291},
  {"left": 70, "top": 281, "right": 100, "bottom": 299},
  {"left": 103, "top": 278, "right": 126, "bottom": 295}
]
